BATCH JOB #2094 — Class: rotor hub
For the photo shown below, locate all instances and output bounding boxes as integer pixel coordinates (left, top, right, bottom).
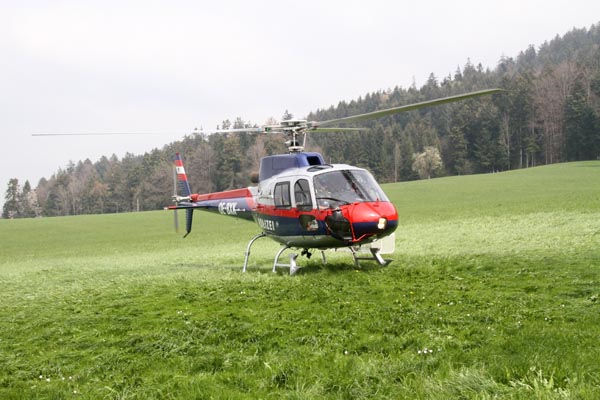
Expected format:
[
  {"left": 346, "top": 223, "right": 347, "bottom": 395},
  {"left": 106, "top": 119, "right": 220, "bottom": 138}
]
[{"left": 278, "top": 119, "right": 311, "bottom": 152}]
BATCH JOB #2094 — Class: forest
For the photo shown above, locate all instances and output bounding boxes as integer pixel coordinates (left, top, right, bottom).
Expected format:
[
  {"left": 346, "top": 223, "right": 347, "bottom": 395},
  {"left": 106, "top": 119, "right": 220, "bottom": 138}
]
[{"left": 3, "top": 23, "right": 600, "bottom": 218}]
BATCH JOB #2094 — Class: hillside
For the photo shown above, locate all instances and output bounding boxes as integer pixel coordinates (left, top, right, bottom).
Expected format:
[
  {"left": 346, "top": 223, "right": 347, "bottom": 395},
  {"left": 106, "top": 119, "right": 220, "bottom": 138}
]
[
  {"left": 1, "top": 161, "right": 599, "bottom": 398},
  {"left": 388, "top": 160, "right": 600, "bottom": 223}
]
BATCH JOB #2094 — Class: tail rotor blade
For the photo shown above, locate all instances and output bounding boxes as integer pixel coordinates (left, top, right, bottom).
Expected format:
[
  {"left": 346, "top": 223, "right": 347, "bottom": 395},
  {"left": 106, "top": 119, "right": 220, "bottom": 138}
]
[{"left": 172, "top": 164, "right": 179, "bottom": 232}]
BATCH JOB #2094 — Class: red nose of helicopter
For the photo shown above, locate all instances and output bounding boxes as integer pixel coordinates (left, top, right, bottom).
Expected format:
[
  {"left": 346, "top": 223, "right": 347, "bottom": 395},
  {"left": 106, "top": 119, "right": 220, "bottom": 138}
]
[
  {"left": 347, "top": 202, "right": 398, "bottom": 241},
  {"left": 325, "top": 202, "right": 398, "bottom": 244}
]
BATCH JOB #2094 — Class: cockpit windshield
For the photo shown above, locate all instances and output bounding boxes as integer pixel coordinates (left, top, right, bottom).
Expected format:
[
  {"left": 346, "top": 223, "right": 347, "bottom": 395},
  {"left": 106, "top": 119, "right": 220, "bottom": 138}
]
[{"left": 313, "top": 169, "right": 389, "bottom": 208}]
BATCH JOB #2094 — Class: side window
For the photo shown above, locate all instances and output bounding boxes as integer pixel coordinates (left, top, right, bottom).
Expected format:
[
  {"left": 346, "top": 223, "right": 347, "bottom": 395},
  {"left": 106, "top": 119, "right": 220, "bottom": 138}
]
[
  {"left": 294, "top": 179, "right": 313, "bottom": 211},
  {"left": 274, "top": 182, "right": 291, "bottom": 209}
]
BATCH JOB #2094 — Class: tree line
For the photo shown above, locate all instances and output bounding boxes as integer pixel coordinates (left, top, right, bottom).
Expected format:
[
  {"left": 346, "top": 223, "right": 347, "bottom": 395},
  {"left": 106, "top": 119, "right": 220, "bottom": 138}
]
[
  {"left": 307, "top": 23, "right": 600, "bottom": 180},
  {"left": 3, "top": 23, "right": 600, "bottom": 218}
]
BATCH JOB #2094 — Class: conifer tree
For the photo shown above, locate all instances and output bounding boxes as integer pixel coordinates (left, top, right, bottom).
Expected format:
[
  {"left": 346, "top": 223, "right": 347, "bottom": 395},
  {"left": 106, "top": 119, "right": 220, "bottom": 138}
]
[{"left": 2, "top": 179, "right": 20, "bottom": 219}]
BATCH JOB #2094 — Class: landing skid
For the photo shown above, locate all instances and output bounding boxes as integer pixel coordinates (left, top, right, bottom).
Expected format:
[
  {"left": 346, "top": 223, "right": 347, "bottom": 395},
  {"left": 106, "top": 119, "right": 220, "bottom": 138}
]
[
  {"left": 243, "top": 233, "right": 390, "bottom": 274},
  {"left": 242, "top": 234, "right": 304, "bottom": 275},
  {"left": 273, "top": 246, "right": 299, "bottom": 275},
  {"left": 350, "top": 247, "right": 392, "bottom": 268}
]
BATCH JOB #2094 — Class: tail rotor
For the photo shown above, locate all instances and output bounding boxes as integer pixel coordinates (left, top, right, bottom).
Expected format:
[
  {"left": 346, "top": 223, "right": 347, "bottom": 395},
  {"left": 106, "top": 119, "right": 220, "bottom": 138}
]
[
  {"left": 172, "top": 164, "right": 179, "bottom": 233},
  {"left": 171, "top": 153, "right": 194, "bottom": 238}
]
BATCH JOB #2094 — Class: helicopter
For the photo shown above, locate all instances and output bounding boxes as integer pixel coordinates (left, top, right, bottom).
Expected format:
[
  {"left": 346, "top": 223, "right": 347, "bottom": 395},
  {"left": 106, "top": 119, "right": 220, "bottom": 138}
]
[{"left": 166, "top": 88, "right": 503, "bottom": 274}]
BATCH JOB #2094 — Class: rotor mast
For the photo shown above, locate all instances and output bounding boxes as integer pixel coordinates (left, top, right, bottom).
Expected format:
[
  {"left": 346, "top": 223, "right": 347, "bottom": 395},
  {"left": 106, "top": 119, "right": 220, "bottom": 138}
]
[{"left": 279, "top": 119, "right": 313, "bottom": 153}]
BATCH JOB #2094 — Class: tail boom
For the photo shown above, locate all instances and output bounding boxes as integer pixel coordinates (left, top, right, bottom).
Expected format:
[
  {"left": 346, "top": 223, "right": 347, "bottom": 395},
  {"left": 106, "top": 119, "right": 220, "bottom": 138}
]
[
  {"left": 168, "top": 152, "right": 256, "bottom": 237},
  {"left": 166, "top": 187, "right": 256, "bottom": 237},
  {"left": 168, "top": 188, "right": 255, "bottom": 221}
]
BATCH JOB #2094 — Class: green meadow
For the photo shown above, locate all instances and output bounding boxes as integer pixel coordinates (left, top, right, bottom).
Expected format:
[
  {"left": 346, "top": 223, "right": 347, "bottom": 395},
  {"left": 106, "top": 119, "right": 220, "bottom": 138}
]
[{"left": 1, "top": 161, "right": 599, "bottom": 399}]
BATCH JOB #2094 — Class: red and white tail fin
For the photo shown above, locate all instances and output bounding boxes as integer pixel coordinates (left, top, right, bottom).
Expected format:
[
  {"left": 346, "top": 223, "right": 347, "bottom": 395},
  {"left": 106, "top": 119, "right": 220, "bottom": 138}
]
[
  {"left": 171, "top": 153, "right": 194, "bottom": 237},
  {"left": 174, "top": 152, "right": 192, "bottom": 198}
]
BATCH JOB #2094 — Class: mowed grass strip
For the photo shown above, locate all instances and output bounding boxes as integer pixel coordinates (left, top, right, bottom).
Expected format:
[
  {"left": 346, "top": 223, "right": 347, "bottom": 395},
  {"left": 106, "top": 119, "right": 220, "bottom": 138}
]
[{"left": 0, "top": 161, "right": 599, "bottom": 399}]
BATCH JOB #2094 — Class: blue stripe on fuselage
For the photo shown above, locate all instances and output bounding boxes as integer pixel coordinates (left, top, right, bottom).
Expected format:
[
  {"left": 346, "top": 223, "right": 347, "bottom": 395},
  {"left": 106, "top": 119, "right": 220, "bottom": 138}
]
[
  {"left": 188, "top": 198, "right": 254, "bottom": 221},
  {"left": 253, "top": 213, "right": 328, "bottom": 236}
]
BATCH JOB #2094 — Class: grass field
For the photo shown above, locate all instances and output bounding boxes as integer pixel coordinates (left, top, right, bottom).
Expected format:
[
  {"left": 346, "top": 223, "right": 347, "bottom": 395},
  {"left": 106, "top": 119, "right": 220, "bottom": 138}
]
[{"left": 1, "top": 161, "right": 599, "bottom": 399}]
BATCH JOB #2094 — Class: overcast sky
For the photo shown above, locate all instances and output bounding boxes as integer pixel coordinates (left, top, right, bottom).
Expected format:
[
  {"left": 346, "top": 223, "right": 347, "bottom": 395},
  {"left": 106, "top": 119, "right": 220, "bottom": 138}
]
[{"left": 1, "top": 0, "right": 599, "bottom": 208}]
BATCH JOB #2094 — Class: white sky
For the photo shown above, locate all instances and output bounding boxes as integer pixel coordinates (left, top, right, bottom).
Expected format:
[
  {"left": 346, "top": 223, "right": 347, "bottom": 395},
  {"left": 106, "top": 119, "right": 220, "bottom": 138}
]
[{"left": 1, "top": 0, "right": 599, "bottom": 208}]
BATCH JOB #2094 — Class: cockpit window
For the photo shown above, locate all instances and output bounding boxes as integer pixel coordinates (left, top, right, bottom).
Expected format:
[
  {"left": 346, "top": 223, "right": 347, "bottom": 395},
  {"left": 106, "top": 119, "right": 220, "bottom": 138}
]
[
  {"left": 294, "top": 179, "right": 313, "bottom": 211},
  {"left": 274, "top": 182, "right": 291, "bottom": 209},
  {"left": 313, "top": 169, "right": 389, "bottom": 208}
]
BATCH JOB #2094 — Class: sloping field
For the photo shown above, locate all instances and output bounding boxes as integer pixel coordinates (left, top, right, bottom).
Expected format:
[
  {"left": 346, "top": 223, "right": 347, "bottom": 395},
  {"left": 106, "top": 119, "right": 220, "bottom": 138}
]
[{"left": 1, "top": 161, "right": 599, "bottom": 399}]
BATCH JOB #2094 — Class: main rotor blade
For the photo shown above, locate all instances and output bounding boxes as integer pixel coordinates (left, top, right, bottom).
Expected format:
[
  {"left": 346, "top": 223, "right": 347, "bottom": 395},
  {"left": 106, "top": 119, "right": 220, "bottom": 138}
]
[
  {"left": 212, "top": 127, "right": 263, "bottom": 134},
  {"left": 312, "top": 127, "right": 366, "bottom": 133},
  {"left": 31, "top": 132, "right": 181, "bottom": 137},
  {"left": 316, "top": 88, "right": 504, "bottom": 127},
  {"left": 31, "top": 128, "right": 265, "bottom": 139}
]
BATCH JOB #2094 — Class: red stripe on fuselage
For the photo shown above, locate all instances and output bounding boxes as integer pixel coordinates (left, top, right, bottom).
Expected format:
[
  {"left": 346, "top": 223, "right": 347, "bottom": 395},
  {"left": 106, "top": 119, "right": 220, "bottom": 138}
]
[
  {"left": 256, "top": 204, "right": 324, "bottom": 219},
  {"left": 193, "top": 188, "right": 254, "bottom": 206},
  {"left": 256, "top": 201, "right": 398, "bottom": 223}
]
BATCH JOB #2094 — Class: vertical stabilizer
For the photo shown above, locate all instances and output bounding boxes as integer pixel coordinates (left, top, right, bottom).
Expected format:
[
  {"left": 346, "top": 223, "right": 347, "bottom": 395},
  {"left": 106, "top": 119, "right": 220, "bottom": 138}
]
[
  {"left": 174, "top": 153, "right": 192, "bottom": 197},
  {"left": 184, "top": 208, "right": 194, "bottom": 238}
]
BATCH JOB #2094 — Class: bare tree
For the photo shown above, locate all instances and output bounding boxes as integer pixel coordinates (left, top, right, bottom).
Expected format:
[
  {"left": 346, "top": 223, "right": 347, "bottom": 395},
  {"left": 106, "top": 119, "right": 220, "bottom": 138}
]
[{"left": 534, "top": 61, "right": 579, "bottom": 163}]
